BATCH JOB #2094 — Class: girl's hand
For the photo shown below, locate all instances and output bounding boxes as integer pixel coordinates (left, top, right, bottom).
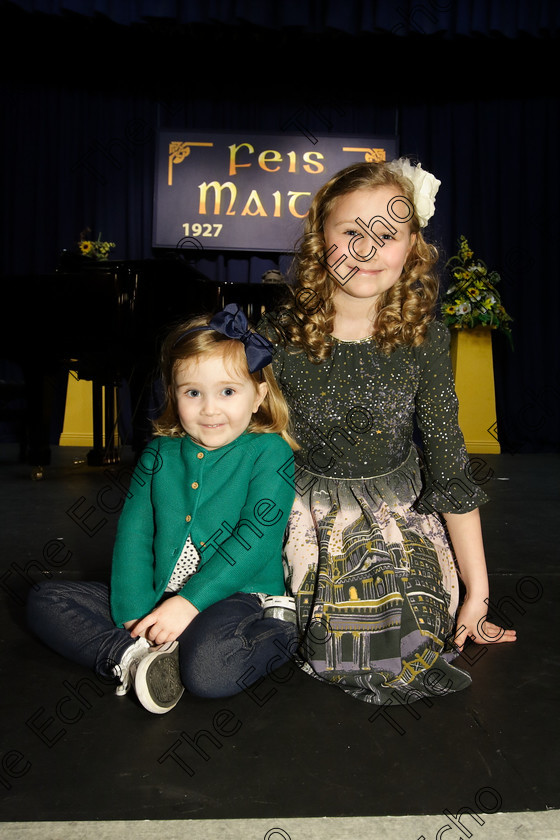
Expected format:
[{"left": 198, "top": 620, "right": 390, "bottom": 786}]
[
  {"left": 454, "top": 598, "right": 517, "bottom": 651},
  {"left": 130, "top": 596, "right": 200, "bottom": 645}
]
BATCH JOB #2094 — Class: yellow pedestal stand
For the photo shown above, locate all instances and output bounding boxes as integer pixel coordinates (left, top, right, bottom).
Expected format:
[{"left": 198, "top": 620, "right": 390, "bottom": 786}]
[
  {"left": 59, "top": 373, "right": 118, "bottom": 453},
  {"left": 450, "top": 326, "right": 500, "bottom": 454},
  {"left": 59, "top": 374, "right": 94, "bottom": 446}
]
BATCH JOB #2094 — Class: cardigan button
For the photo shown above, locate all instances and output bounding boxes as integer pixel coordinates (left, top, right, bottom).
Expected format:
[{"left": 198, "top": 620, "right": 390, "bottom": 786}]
[
  {"left": 197, "top": 452, "right": 204, "bottom": 459},
  {"left": 191, "top": 481, "right": 199, "bottom": 489},
  {"left": 185, "top": 515, "right": 192, "bottom": 522}
]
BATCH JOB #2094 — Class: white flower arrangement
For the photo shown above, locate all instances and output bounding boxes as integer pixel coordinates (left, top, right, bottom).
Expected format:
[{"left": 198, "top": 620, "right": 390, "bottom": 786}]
[{"left": 387, "top": 157, "right": 441, "bottom": 228}]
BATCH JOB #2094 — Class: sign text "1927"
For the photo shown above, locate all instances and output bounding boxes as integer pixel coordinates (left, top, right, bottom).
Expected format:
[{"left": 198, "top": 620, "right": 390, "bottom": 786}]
[{"left": 182, "top": 223, "right": 223, "bottom": 237}]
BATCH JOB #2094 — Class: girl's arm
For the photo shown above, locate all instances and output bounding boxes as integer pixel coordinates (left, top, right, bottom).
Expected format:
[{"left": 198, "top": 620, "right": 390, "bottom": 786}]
[
  {"left": 110, "top": 440, "right": 163, "bottom": 628},
  {"left": 443, "top": 508, "right": 516, "bottom": 649},
  {"left": 413, "top": 324, "right": 516, "bottom": 649}
]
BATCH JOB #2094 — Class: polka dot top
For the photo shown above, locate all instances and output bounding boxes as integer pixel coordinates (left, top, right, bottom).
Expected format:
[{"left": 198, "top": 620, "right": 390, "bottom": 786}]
[{"left": 165, "top": 535, "right": 201, "bottom": 592}]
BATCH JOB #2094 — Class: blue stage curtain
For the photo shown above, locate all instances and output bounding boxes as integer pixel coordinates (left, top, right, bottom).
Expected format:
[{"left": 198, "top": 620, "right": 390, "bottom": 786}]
[
  {"left": 3, "top": 0, "right": 560, "bottom": 37},
  {"left": 1, "top": 5, "right": 558, "bottom": 452}
]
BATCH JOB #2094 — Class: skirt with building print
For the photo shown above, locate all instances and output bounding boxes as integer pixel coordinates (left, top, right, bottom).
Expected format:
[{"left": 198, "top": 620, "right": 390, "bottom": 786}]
[{"left": 283, "top": 446, "right": 472, "bottom": 705}]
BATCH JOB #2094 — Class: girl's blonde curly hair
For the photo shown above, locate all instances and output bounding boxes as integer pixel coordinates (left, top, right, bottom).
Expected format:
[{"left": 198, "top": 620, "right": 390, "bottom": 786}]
[{"left": 271, "top": 161, "right": 439, "bottom": 360}]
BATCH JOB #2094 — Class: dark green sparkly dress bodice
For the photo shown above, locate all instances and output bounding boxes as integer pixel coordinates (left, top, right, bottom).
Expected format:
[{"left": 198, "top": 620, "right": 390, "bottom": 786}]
[{"left": 268, "top": 319, "right": 487, "bottom": 513}]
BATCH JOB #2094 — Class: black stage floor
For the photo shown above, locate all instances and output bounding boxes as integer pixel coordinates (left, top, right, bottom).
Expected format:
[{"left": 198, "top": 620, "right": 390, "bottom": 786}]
[{"left": 0, "top": 444, "right": 558, "bottom": 822}]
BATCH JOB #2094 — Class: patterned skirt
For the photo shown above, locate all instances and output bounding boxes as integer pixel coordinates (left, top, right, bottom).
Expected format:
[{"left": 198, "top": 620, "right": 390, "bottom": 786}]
[{"left": 283, "top": 446, "right": 472, "bottom": 705}]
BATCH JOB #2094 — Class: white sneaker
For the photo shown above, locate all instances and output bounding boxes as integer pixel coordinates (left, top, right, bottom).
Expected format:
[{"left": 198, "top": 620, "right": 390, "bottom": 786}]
[
  {"left": 113, "top": 636, "right": 152, "bottom": 696},
  {"left": 134, "top": 640, "right": 185, "bottom": 714}
]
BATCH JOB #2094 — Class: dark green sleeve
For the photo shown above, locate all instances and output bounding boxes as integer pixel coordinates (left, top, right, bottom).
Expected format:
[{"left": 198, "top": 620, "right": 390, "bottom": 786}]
[
  {"left": 414, "top": 321, "right": 489, "bottom": 515},
  {"left": 110, "top": 440, "right": 162, "bottom": 627}
]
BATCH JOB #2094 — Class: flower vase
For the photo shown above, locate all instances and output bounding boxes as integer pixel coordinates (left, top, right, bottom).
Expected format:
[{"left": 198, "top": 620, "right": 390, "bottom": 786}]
[{"left": 449, "top": 326, "right": 500, "bottom": 454}]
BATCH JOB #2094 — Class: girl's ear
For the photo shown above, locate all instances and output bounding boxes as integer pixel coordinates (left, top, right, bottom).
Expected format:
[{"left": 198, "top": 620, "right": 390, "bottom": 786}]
[{"left": 252, "top": 380, "right": 268, "bottom": 413}]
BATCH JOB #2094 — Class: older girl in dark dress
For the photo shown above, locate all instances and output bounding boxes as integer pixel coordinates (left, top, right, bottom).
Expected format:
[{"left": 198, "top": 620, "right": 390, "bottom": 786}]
[{"left": 260, "top": 159, "right": 516, "bottom": 705}]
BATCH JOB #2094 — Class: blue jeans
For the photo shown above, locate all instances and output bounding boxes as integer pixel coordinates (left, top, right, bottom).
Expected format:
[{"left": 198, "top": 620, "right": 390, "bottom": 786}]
[{"left": 26, "top": 581, "right": 299, "bottom": 699}]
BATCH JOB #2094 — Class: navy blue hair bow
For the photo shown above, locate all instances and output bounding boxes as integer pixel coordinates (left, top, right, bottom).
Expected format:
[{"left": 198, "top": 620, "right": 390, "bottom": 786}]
[{"left": 174, "top": 303, "right": 274, "bottom": 373}]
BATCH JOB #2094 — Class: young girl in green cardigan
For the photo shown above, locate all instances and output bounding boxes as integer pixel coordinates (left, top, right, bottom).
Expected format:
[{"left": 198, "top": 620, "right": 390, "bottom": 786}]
[{"left": 27, "top": 304, "right": 298, "bottom": 714}]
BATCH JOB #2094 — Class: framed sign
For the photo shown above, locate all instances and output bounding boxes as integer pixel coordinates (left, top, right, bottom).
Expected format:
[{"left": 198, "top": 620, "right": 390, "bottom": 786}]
[{"left": 153, "top": 131, "right": 398, "bottom": 252}]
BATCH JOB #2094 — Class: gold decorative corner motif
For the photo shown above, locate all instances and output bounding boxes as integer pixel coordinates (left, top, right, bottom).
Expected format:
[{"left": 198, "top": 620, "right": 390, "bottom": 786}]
[
  {"left": 365, "top": 148, "right": 386, "bottom": 163},
  {"left": 168, "top": 141, "right": 214, "bottom": 186},
  {"left": 342, "top": 146, "right": 387, "bottom": 163}
]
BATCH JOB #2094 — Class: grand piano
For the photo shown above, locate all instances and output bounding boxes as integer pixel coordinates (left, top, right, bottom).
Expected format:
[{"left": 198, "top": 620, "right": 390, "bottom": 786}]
[{"left": 1, "top": 255, "right": 286, "bottom": 472}]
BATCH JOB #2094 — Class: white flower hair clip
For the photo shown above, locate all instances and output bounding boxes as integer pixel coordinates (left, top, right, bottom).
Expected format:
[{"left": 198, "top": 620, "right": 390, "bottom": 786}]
[{"left": 386, "top": 157, "right": 441, "bottom": 228}]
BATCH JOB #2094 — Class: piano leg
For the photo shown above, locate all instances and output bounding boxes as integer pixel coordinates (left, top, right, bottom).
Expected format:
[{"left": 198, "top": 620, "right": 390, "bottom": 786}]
[
  {"left": 20, "top": 360, "right": 67, "bottom": 479},
  {"left": 87, "top": 379, "right": 120, "bottom": 466},
  {"left": 104, "top": 383, "right": 119, "bottom": 464}
]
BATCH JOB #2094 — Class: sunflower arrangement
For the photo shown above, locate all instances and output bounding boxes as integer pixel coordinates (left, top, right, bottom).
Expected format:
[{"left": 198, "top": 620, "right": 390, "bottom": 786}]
[
  {"left": 78, "top": 230, "right": 115, "bottom": 261},
  {"left": 441, "top": 236, "right": 513, "bottom": 347}
]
